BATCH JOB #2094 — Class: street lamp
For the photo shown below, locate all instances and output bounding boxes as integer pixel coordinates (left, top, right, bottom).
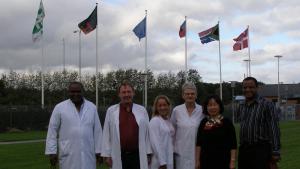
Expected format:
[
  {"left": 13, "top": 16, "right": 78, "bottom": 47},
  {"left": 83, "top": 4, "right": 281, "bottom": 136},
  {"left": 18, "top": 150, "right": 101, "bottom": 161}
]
[
  {"left": 73, "top": 30, "right": 82, "bottom": 82},
  {"left": 230, "top": 81, "right": 237, "bottom": 123},
  {"left": 141, "top": 72, "right": 148, "bottom": 108},
  {"left": 243, "top": 59, "right": 250, "bottom": 78},
  {"left": 274, "top": 55, "right": 282, "bottom": 105}
]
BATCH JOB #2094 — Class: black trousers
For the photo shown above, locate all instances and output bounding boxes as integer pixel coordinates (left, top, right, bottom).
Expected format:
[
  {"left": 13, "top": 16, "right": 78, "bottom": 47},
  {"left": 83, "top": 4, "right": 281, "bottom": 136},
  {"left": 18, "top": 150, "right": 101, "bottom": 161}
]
[
  {"left": 238, "top": 143, "right": 272, "bottom": 169},
  {"left": 121, "top": 150, "right": 140, "bottom": 169}
]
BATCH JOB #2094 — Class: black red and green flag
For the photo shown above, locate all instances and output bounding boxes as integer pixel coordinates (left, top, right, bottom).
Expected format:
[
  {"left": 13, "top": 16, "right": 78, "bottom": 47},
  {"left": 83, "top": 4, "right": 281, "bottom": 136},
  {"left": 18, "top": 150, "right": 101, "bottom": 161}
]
[{"left": 78, "top": 6, "right": 97, "bottom": 34}]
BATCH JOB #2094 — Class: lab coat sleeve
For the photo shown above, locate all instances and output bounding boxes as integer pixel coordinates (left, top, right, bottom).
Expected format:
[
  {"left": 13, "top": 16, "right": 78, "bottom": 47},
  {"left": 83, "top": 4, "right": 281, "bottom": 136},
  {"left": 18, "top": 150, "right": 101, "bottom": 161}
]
[
  {"left": 94, "top": 109, "right": 103, "bottom": 154},
  {"left": 170, "top": 108, "right": 177, "bottom": 129},
  {"left": 45, "top": 105, "right": 61, "bottom": 155},
  {"left": 149, "top": 118, "right": 166, "bottom": 165},
  {"left": 101, "top": 108, "right": 112, "bottom": 157}
]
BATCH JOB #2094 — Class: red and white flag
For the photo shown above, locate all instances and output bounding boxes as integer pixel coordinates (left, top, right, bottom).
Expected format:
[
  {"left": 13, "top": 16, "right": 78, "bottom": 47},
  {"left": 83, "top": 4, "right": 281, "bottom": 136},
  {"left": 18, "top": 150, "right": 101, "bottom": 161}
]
[
  {"left": 233, "top": 28, "right": 248, "bottom": 51},
  {"left": 179, "top": 20, "right": 186, "bottom": 38}
]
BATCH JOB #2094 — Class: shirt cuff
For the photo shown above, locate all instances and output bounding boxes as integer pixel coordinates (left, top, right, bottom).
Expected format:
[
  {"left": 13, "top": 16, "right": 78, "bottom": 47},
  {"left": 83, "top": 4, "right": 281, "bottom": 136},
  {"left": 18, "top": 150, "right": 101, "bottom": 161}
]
[{"left": 272, "top": 150, "right": 280, "bottom": 157}]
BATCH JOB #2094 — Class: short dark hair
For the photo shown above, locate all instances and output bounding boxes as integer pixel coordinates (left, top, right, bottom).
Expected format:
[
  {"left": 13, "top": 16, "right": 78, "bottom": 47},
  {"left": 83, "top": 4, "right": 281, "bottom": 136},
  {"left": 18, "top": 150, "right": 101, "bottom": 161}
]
[
  {"left": 117, "top": 80, "right": 134, "bottom": 93},
  {"left": 243, "top": 77, "right": 258, "bottom": 87},
  {"left": 68, "top": 81, "right": 84, "bottom": 91},
  {"left": 203, "top": 95, "right": 224, "bottom": 115}
]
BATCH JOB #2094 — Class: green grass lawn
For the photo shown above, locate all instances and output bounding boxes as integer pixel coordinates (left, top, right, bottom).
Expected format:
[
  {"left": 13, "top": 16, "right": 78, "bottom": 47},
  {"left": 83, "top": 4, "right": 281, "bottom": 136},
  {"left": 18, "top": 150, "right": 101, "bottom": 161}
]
[
  {"left": 0, "top": 142, "right": 108, "bottom": 169},
  {"left": 278, "top": 121, "right": 300, "bottom": 169},
  {"left": 0, "top": 131, "right": 46, "bottom": 142},
  {"left": 0, "top": 121, "right": 299, "bottom": 169}
]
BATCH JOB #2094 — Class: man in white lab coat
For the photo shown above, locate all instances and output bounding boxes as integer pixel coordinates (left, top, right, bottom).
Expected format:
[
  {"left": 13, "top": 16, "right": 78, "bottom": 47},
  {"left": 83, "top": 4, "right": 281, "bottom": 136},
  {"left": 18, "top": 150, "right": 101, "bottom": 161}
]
[
  {"left": 45, "top": 81, "right": 103, "bottom": 169},
  {"left": 101, "top": 80, "right": 152, "bottom": 169}
]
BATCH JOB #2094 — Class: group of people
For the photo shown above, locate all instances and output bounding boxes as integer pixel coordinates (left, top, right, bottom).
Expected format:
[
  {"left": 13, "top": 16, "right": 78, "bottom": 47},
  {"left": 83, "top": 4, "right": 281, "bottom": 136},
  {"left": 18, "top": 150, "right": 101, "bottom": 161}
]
[{"left": 45, "top": 76, "right": 281, "bottom": 169}]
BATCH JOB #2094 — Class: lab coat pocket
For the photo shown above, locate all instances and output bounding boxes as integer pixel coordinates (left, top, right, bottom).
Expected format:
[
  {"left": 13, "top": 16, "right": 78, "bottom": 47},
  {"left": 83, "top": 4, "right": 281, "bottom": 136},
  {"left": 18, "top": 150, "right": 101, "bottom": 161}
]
[{"left": 59, "top": 140, "right": 70, "bottom": 157}]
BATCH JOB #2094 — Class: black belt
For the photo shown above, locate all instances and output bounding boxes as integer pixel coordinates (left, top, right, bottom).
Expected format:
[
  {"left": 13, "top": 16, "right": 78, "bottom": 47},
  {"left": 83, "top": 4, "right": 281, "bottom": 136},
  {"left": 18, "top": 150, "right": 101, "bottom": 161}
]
[
  {"left": 240, "top": 141, "right": 270, "bottom": 148},
  {"left": 121, "top": 149, "right": 139, "bottom": 155}
]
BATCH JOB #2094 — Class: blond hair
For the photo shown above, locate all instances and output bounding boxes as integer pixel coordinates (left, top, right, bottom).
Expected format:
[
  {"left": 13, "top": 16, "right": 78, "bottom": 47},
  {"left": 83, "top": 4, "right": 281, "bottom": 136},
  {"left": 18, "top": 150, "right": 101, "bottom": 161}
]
[{"left": 152, "top": 95, "right": 171, "bottom": 117}]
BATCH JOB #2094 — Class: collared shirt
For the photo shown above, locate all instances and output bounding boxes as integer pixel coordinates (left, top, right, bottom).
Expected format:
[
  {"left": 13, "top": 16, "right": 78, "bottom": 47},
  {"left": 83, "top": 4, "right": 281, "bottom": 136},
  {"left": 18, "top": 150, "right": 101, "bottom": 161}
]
[
  {"left": 238, "top": 95, "right": 281, "bottom": 154},
  {"left": 77, "top": 99, "right": 85, "bottom": 118},
  {"left": 71, "top": 99, "right": 85, "bottom": 118},
  {"left": 119, "top": 103, "right": 139, "bottom": 152}
]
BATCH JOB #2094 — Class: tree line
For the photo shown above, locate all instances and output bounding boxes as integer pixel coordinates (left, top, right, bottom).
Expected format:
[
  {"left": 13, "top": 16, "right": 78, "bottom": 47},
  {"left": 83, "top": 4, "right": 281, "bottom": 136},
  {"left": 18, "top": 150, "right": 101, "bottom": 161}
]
[
  {"left": 0, "top": 69, "right": 246, "bottom": 107},
  {"left": 0, "top": 69, "right": 252, "bottom": 131}
]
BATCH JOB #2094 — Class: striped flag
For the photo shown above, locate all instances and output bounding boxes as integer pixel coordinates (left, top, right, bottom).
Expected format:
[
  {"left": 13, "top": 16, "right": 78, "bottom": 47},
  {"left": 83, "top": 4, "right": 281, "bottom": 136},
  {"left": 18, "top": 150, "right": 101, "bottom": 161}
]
[{"left": 32, "top": 0, "right": 45, "bottom": 42}]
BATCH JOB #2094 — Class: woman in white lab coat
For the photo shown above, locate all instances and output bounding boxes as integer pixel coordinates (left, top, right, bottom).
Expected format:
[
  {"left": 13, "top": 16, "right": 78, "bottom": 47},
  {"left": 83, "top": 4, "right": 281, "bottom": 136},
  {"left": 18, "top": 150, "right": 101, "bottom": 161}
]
[
  {"left": 170, "top": 82, "right": 204, "bottom": 169},
  {"left": 149, "top": 95, "right": 175, "bottom": 169}
]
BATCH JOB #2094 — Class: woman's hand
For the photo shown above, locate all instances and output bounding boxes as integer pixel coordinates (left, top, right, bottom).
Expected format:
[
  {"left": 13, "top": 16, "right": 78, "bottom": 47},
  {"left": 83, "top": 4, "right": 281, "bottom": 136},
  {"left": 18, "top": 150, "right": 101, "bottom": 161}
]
[
  {"left": 159, "top": 165, "right": 167, "bottom": 169},
  {"left": 105, "top": 157, "right": 112, "bottom": 168},
  {"left": 195, "top": 160, "right": 200, "bottom": 169},
  {"left": 229, "top": 159, "right": 235, "bottom": 169}
]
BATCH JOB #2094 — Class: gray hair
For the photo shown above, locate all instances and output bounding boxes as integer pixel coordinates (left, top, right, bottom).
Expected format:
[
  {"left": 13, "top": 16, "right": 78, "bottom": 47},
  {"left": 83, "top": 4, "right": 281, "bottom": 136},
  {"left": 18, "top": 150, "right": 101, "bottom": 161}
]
[{"left": 182, "top": 82, "right": 197, "bottom": 93}]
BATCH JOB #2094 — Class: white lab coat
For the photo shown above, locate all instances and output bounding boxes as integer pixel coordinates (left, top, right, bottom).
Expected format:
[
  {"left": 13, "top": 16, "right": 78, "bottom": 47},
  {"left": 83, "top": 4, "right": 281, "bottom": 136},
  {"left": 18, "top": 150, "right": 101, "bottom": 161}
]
[
  {"left": 45, "top": 99, "right": 102, "bottom": 169},
  {"left": 101, "top": 103, "right": 152, "bottom": 169},
  {"left": 149, "top": 116, "right": 175, "bottom": 169},
  {"left": 170, "top": 104, "right": 204, "bottom": 169}
]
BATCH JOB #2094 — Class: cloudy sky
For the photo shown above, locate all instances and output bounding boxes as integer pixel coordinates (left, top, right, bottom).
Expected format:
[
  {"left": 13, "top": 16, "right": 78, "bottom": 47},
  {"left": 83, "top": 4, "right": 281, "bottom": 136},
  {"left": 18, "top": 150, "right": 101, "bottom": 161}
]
[{"left": 1, "top": 0, "right": 300, "bottom": 84}]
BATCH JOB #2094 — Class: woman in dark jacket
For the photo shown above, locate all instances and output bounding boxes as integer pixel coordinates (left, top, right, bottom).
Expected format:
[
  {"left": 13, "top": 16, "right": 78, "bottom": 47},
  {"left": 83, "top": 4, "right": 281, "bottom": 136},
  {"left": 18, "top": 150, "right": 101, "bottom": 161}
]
[{"left": 195, "top": 95, "right": 237, "bottom": 169}]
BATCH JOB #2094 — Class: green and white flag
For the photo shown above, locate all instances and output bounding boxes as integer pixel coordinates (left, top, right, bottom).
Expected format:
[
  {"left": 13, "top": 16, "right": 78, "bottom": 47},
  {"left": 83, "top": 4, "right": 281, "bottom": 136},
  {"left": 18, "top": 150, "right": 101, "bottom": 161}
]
[{"left": 32, "top": 0, "right": 45, "bottom": 42}]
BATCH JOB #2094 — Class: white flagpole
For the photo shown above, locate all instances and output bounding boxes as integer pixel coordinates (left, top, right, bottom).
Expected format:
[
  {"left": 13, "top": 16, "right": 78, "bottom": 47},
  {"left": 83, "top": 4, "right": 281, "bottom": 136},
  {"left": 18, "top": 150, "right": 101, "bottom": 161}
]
[
  {"left": 96, "top": 3, "right": 99, "bottom": 109},
  {"left": 41, "top": 37, "right": 45, "bottom": 109},
  {"left": 218, "top": 21, "right": 223, "bottom": 100},
  {"left": 79, "top": 30, "right": 82, "bottom": 82},
  {"left": 144, "top": 10, "right": 148, "bottom": 109},
  {"left": 247, "top": 25, "right": 251, "bottom": 76},
  {"left": 63, "top": 38, "right": 66, "bottom": 73},
  {"left": 185, "top": 16, "right": 188, "bottom": 82}
]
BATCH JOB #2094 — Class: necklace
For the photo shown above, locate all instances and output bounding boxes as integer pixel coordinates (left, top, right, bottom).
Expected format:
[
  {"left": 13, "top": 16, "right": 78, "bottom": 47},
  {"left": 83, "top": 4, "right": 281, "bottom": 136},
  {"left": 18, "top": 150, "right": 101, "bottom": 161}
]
[{"left": 204, "top": 114, "right": 224, "bottom": 130}]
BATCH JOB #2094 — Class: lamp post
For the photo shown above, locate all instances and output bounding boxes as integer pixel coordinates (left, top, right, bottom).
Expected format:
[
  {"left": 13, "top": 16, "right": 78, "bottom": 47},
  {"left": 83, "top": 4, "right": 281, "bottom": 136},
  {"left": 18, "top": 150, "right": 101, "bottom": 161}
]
[
  {"left": 73, "top": 30, "right": 82, "bottom": 82},
  {"left": 274, "top": 55, "right": 282, "bottom": 105},
  {"left": 230, "top": 81, "right": 236, "bottom": 123},
  {"left": 243, "top": 59, "right": 250, "bottom": 78},
  {"left": 141, "top": 72, "right": 148, "bottom": 108}
]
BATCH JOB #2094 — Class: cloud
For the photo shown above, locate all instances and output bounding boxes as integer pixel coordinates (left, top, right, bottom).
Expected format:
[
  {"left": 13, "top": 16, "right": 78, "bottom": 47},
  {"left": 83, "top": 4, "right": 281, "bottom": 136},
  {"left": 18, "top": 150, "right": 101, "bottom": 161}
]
[{"left": 0, "top": 0, "right": 300, "bottom": 84}]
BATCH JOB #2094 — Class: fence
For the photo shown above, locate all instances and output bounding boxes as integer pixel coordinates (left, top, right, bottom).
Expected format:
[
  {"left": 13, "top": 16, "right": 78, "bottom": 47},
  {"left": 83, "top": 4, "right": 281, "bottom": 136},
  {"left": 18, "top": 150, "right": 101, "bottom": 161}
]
[
  {"left": 280, "top": 104, "right": 300, "bottom": 120},
  {"left": 230, "top": 102, "right": 300, "bottom": 123},
  {"left": 1, "top": 103, "right": 298, "bottom": 132},
  {"left": 0, "top": 105, "right": 110, "bottom": 132}
]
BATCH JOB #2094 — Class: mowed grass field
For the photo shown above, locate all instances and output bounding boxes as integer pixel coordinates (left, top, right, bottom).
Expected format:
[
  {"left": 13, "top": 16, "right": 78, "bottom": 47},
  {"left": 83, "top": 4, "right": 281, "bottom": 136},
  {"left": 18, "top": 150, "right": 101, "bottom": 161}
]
[
  {"left": 0, "top": 121, "right": 299, "bottom": 169},
  {"left": 0, "top": 131, "right": 46, "bottom": 142}
]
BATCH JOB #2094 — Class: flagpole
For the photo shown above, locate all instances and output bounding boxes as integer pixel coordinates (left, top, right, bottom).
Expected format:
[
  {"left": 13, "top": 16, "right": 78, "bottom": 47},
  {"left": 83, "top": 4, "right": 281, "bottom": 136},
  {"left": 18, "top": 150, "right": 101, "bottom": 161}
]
[
  {"left": 32, "top": 0, "right": 45, "bottom": 109},
  {"left": 247, "top": 25, "right": 251, "bottom": 76},
  {"left": 144, "top": 10, "right": 148, "bottom": 109},
  {"left": 218, "top": 21, "right": 223, "bottom": 100},
  {"left": 41, "top": 36, "right": 45, "bottom": 109},
  {"left": 185, "top": 16, "right": 188, "bottom": 82},
  {"left": 63, "top": 38, "right": 66, "bottom": 73},
  {"left": 41, "top": 0, "right": 45, "bottom": 109},
  {"left": 79, "top": 30, "right": 82, "bottom": 82},
  {"left": 95, "top": 3, "right": 99, "bottom": 110}
]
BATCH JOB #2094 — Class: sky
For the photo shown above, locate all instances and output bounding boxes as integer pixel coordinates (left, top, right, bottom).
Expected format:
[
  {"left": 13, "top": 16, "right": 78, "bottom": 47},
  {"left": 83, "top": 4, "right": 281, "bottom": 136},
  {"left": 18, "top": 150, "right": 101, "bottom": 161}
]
[{"left": 1, "top": 0, "right": 300, "bottom": 84}]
